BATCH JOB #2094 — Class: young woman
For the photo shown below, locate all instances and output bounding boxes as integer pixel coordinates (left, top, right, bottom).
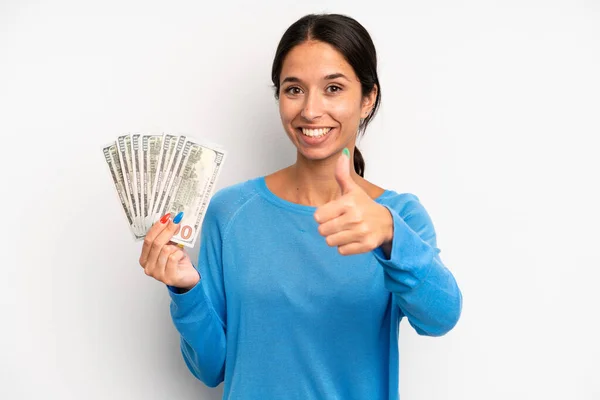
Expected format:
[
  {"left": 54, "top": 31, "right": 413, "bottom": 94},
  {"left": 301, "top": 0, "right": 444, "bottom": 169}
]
[{"left": 139, "top": 13, "right": 462, "bottom": 400}]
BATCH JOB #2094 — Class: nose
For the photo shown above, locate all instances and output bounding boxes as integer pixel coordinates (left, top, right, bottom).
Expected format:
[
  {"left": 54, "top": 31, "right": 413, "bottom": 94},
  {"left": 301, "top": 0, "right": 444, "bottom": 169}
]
[{"left": 300, "top": 91, "right": 324, "bottom": 121}]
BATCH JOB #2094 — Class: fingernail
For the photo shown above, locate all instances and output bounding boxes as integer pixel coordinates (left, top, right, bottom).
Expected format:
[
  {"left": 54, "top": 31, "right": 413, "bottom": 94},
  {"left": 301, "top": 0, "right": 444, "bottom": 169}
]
[
  {"left": 160, "top": 213, "right": 171, "bottom": 224},
  {"left": 343, "top": 148, "right": 350, "bottom": 157},
  {"left": 173, "top": 211, "right": 184, "bottom": 224}
]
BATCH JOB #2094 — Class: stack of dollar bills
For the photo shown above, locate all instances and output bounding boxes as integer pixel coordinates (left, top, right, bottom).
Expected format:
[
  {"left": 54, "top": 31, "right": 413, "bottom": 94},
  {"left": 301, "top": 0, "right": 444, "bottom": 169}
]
[{"left": 102, "top": 134, "right": 226, "bottom": 248}]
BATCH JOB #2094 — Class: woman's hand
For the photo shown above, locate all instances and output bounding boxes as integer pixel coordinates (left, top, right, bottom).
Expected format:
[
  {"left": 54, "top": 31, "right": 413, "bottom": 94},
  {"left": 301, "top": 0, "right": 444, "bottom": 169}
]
[
  {"left": 139, "top": 212, "right": 200, "bottom": 290},
  {"left": 314, "top": 151, "right": 394, "bottom": 256}
]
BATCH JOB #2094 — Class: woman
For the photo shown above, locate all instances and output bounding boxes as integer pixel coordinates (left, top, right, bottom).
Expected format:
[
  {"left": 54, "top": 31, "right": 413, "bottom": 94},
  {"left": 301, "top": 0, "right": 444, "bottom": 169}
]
[{"left": 139, "top": 13, "right": 462, "bottom": 400}]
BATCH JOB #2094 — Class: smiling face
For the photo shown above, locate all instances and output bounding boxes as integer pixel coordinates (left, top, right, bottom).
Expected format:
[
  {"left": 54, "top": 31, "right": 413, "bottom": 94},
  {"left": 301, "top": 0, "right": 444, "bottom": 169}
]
[{"left": 278, "top": 40, "right": 377, "bottom": 161}]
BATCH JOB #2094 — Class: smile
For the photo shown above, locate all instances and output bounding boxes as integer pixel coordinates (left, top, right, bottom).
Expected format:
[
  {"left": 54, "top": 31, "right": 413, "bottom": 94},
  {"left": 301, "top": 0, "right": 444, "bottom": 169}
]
[{"left": 300, "top": 127, "right": 333, "bottom": 138}]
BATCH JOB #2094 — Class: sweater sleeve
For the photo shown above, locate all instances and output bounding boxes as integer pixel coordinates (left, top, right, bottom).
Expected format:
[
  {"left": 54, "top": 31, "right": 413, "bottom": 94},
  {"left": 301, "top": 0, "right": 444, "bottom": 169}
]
[
  {"left": 166, "top": 197, "right": 228, "bottom": 387},
  {"left": 372, "top": 196, "right": 463, "bottom": 337}
]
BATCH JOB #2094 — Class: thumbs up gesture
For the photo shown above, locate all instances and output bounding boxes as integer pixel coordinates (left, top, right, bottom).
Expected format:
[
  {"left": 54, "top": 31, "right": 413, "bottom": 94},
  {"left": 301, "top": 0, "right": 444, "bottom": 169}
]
[{"left": 314, "top": 148, "right": 394, "bottom": 256}]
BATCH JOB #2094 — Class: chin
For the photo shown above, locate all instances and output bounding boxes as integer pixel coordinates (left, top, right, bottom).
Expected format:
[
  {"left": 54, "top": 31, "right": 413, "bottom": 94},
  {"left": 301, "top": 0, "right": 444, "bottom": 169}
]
[{"left": 296, "top": 146, "right": 341, "bottom": 162}]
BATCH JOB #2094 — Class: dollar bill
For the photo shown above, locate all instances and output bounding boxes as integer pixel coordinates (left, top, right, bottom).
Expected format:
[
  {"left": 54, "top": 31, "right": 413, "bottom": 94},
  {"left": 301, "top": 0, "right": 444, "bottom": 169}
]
[
  {"left": 102, "top": 142, "right": 142, "bottom": 239},
  {"left": 142, "top": 134, "right": 164, "bottom": 232},
  {"left": 152, "top": 135, "right": 186, "bottom": 222},
  {"left": 117, "top": 134, "right": 141, "bottom": 236},
  {"left": 132, "top": 134, "right": 144, "bottom": 235},
  {"left": 165, "top": 139, "right": 226, "bottom": 248},
  {"left": 147, "top": 134, "right": 177, "bottom": 221},
  {"left": 105, "top": 133, "right": 227, "bottom": 244}
]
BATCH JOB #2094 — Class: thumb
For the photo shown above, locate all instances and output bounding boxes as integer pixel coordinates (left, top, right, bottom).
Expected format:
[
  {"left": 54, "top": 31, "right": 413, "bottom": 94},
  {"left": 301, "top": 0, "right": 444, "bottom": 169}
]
[{"left": 335, "top": 148, "right": 356, "bottom": 195}]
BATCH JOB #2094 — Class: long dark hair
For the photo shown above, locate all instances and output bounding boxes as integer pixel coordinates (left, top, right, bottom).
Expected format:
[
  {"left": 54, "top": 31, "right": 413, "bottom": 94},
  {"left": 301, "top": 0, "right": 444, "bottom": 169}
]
[{"left": 271, "top": 13, "right": 381, "bottom": 177}]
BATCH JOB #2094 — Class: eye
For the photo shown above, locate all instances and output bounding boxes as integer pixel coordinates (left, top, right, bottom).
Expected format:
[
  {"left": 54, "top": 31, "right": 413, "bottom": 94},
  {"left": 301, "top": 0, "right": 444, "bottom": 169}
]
[
  {"left": 284, "top": 86, "right": 303, "bottom": 95},
  {"left": 326, "top": 85, "right": 343, "bottom": 93}
]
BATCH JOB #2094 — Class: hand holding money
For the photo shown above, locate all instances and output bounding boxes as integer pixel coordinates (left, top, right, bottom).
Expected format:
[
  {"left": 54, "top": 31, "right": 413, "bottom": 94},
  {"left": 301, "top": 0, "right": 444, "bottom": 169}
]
[
  {"left": 138, "top": 213, "right": 200, "bottom": 290},
  {"left": 102, "top": 133, "right": 226, "bottom": 248}
]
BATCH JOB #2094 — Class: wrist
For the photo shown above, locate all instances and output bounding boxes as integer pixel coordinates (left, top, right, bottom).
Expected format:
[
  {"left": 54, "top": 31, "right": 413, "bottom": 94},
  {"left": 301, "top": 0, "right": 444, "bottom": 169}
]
[
  {"left": 380, "top": 205, "right": 394, "bottom": 244},
  {"left": 377, "top": 205, "right": 394, "bottom": 258},
  {"left": 174, "top": 271, "right": 201, "bottom": 293},
  {"left": 173, "top": 281, "right": 198, "bottom": 294}
]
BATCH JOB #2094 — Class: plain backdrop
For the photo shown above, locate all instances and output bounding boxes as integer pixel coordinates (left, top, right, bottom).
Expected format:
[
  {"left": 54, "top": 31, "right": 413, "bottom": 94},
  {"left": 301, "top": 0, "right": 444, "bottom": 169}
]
[{"left": 1, "top": 1, "right": 599, "bottom": 399}]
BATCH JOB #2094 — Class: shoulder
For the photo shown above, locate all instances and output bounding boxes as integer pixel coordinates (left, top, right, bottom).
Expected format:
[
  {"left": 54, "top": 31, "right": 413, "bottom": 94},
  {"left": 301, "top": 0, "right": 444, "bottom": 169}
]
[
  {"left": 204, "top": 177, "right": 262, "bottom": 227},
  {"left": 377, "top": 190, "right": 438, "bottom": 246},
  {"left": 210, "top": 178, "right": 260, "bottom": 209},
  {"left": 362, "top": 179, "right": 424, "bottom": 217},
  {"left": 377, "top": 190, "right": 425, "bottom": 215}
]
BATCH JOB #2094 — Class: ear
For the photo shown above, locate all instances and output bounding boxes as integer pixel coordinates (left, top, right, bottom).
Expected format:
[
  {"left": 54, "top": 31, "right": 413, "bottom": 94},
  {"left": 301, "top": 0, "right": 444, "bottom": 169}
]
[{"left": 360, "top": 84, "right": 378, "bottom": 119}]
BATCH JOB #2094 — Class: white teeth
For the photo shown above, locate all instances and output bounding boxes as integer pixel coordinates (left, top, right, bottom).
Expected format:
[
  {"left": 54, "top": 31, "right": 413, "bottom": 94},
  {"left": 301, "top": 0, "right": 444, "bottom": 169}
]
[{"left": 301, "top": 128, "right": 332, "bottom": 137}]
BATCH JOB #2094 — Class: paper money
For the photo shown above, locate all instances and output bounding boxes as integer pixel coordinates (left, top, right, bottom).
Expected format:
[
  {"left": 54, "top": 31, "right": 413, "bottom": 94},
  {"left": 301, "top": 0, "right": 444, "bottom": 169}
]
[
  {"left": 104, "top": 133, "right": 227, "bottom": 245},
  {"left": 147, "top": 134, "right": 177, "bottom": 222},
  {"left": 103, "top": 142, "right": 142, "bottom": 239},
  {"left": 165, "top": 139, "right": 226, "bottom": 248},
  {"left": 117, "top": 135, "right": 141, "bottom": 236},
  {"left": 152, "top": 135, "right": 186, "bottom": 222},
  {"left": 132, "top": 134, "right": 144, "bottom": 234},
  {"left": 142, "top": 134, "right": 164, "bottom": 231}
]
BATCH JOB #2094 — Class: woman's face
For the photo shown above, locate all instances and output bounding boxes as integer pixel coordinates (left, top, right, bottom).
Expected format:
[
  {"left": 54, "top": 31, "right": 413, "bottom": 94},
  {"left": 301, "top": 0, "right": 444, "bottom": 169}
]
[{"left": 278, "top": 40, "right": 376, "bottom": 161}]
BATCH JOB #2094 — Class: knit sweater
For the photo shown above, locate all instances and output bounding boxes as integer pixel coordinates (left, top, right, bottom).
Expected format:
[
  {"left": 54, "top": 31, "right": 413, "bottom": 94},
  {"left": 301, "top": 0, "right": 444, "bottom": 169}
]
[{"left": 167, "top": 176, "right": 462, "bottom": 399}]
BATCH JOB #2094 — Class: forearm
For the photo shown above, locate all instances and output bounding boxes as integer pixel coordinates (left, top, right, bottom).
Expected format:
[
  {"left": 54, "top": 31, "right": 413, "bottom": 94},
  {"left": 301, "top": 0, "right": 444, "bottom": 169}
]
[
  {"left": 387, "top": 253, "right": 462, "bottom": 336},
  {"left": 168, "top": 281, "right": 227, "bottom": 386},
  {"left": 374, "top": 206, "right": 462, "bottom": 336}
]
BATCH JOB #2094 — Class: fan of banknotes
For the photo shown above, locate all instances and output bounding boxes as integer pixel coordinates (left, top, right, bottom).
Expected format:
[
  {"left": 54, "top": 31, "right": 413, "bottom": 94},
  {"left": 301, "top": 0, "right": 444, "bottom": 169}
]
[{"left": 102, "top": 134, "right": 226, "bottom": 248}]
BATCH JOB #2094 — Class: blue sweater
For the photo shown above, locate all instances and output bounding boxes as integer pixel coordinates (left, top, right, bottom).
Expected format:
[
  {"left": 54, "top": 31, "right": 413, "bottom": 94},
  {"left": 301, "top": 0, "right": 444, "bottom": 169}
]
[{"left": 167, "top": 176, "right": 462, "bottom": 400}]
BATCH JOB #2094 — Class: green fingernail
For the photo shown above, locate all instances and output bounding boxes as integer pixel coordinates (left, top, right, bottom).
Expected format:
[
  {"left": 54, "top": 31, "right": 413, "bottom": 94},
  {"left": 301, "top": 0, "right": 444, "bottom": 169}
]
[{"left": 343, "top": 148, "right": 350, "bottom": 157}]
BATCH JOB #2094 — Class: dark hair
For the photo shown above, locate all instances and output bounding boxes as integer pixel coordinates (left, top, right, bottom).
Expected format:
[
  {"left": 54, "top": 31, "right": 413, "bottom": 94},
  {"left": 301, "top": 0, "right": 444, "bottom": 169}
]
[{"left": 271, "top": 13, "right": 381, "bottom": 177}]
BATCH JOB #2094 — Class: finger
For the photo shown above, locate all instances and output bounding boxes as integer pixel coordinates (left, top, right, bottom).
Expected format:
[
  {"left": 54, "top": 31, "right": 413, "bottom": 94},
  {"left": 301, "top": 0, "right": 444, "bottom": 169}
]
[
  {"left": 324, "top": 230, "right": 357, "bottom": 248},
  {"left": 318, "top": 212, "right": 357, "bottom": 237},
  {"left": 144, "top": 244, "right": 177, "bottom": 281},
  {"left": 140, "top": 213, "right": 172, "bottom": 267},
  {"left": 335, "top": 148, "right": 357, "bottom": 195},
  {"left": 146, "top": 217, "right": 183, "bottom": 271},
  {"left": 314, "top": 197, "right": 348, "bottom": 224},
  {"left": 163, "top": 249, "right": 187, "bottom": 284},
  {"left": 337, "top": 241, "right": 369, "bottom": 256},
  {"left": 148, "top": 244, "right": 179, "bottom": 278}
]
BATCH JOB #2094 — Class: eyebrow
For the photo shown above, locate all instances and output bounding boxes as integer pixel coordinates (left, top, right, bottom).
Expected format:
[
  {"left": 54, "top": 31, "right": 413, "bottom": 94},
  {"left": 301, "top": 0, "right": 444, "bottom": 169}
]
[
  {"left": 281, "top": 73, "right": 350, "bottom": 85},
  {"left": 324, "top": 73, "right": 349, "bottom": 81}
]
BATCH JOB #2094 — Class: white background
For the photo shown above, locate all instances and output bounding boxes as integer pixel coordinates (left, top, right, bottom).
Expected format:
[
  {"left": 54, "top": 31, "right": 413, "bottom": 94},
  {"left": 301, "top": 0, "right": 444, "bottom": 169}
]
[{"left": 1, "top": 1, "right": 599, "bottom": 399}]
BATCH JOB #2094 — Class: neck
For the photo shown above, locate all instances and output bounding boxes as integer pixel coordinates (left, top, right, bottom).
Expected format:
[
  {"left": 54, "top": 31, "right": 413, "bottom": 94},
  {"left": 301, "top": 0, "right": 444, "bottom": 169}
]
[{"left": 284, "top": 150, "right": 359, "bottom": 207}]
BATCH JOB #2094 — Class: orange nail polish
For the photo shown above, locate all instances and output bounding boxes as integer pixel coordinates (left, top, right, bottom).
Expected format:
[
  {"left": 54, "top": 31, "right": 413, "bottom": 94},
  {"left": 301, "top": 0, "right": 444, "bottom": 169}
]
[{"left": 160, "top": 213, "right": 171, "bottom": 224}]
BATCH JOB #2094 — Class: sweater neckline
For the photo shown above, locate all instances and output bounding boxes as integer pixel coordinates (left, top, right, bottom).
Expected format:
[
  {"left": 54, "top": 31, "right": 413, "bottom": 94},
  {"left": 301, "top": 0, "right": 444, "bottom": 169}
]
[{"left": 254, "top": 176, "right": 393, "bottom": 215}]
